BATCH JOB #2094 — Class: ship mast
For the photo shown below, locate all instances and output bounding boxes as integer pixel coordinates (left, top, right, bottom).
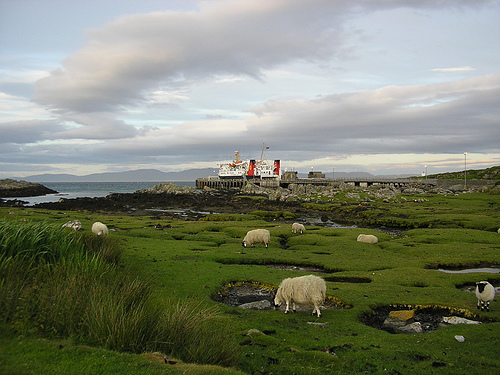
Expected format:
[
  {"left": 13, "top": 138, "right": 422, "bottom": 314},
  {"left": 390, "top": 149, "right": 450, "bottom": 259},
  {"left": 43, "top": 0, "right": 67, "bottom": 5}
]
[{"left": 258, "top": 143, "right": 266, "bottom": 165}]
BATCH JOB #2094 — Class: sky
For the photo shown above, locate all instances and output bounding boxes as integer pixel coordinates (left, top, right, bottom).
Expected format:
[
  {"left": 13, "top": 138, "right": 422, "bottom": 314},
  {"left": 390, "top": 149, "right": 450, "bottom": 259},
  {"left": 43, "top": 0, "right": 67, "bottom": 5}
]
[{"left": 1, "top": 0, "right": 500, "bottom": 178}]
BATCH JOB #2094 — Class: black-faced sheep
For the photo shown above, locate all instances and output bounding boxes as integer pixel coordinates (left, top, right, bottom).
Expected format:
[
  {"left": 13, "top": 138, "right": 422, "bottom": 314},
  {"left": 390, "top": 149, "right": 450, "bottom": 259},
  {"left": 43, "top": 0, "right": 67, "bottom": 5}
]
[
  {"left": 357, "top": 234, "right": 378, "bottom": 244},
  {"left": 274, "top": 274, "right": 326, "bottom": 318},
  {"left": 292, "top": 222, "right": 306, "bottom": 234},
  {"left": 475, "top": 281, "right": 495, "bottom": 311},
  {"left": 242, "top": 229, "right": 270, "bottom": 248},
  {"left": 91, "top": 221, "right": 108, "bottom": 236}
]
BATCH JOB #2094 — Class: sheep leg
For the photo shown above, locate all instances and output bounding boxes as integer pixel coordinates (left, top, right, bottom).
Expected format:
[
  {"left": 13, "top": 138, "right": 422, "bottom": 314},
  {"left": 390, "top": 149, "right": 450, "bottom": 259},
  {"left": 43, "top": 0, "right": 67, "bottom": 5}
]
[
  {"left": 285, "top": 301, "right": 290, "bottom": 314},
  {"left": 312, "top": 304, "right": 321, "bottom": 318},
  {"left": 292, "top": 302, "right": 297, "bottom": 313},
  {"left": 478, "top": 300, "right": 490, "bottom": 311}
]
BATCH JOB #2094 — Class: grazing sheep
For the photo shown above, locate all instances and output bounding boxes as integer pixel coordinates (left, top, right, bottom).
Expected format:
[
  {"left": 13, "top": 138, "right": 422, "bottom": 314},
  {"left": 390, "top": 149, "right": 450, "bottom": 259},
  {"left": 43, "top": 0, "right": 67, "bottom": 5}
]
[
  {"left": 274, "top": 275, "right": 326, "bottom": 318},
  {"left": 61, "top": 220, "right": 82, "bottom": 231},
  {"left": 357, "top": 234, "right": 378, "bottom": 244},
  {"left": 91, "top": 221, "right": 108, "bottom": 236},
  {"left": 292, "top": 222, "right": 306, "bottom": 234},
  {"left": 475, "top": 281, "right": 495, "bottom": 311},
  {"left": 242, "top": 229, "right": 270, "bottom": 248}
]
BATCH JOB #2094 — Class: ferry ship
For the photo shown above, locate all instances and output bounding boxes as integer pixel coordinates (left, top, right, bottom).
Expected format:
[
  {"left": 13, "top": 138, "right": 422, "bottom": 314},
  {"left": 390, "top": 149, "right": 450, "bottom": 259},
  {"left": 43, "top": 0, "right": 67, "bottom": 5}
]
[{"left": 218, "top": 146, "right": 280, "bottom": 180}]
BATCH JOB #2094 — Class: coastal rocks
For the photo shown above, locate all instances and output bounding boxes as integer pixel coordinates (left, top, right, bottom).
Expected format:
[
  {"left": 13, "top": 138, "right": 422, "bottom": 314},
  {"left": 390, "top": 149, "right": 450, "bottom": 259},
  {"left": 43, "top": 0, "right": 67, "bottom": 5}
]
[
  {"left": 0, "top": 179, "right": 57, "bottom": 198},
  {"left": 137, "top": 182, "right": 197, "bottom": 195}
]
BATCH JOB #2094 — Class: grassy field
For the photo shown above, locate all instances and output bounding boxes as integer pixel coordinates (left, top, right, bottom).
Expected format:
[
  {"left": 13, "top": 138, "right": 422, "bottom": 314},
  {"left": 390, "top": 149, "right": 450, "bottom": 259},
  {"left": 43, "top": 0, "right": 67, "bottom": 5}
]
[{"left": 1, "top": 190, "right": 499, "bottom": 374}]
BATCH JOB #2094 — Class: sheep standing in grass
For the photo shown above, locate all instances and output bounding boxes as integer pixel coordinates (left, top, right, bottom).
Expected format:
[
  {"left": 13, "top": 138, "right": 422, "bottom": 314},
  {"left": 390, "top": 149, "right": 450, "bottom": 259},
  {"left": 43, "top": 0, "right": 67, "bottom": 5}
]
[
  {"left": 475, "top": 281, "right": 495, "bottom": 311},
  {"left": 274, "top": 275, "right": 326, "bottom": 318},
  {"left": 357, "top": 234, "right": 378, "bottom": 244},
  {"left": 292, "top": 222, "right": 306, "bottom": 234},
  {"left": 91, "top": 221, "right": 108, "bottom": 236},
  {"left": 242, "top": 229, "right": 270, "bottom": 248}
]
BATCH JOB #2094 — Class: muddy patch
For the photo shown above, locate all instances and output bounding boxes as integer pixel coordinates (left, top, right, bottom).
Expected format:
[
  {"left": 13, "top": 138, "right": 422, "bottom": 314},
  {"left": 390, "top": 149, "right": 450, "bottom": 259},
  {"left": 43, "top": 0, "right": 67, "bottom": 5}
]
[
  {"left": 324, "top": 276, "right": 372, "bottom": 283},
  {"left": 215, "top": 260, "right": 340, "bottom": 274},
  {"left": 361, "top": 304, "right": 495, "bottom": 334},
  {"left": 212, "top": 281, "right": 352, "bottom": 311}
]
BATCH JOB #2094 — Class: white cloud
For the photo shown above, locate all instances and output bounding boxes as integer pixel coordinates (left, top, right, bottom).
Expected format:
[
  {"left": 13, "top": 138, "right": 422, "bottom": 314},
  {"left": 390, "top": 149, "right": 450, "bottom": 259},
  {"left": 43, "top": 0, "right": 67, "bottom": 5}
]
[
  {"left": 32, "top": 0, "right": 353, "bottom": 113},
  {"left": 431, "top": 66, "right": 475, "bottom": 73}
]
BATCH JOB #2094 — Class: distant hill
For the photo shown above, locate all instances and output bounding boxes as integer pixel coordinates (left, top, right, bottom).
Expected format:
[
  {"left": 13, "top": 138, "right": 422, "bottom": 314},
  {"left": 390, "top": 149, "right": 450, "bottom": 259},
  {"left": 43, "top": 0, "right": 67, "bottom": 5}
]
[
  {"left": 15, "top": 168, "right": 215, "bottom": 183},
  {"left": 426, "top": 165, "right": 500, "bottom": 181}
]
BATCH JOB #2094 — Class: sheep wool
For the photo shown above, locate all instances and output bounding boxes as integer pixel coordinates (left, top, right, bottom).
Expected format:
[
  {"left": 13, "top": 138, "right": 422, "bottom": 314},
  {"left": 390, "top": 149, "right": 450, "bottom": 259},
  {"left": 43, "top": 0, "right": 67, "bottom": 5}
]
[
  {"left": 291, "top": 222, "right": 306, "bottom": 234},
  {"left": 475, "top": 281, "right": 495, "bottom": 311},
  {"left": 91, "top": 221, "right": 109, "bottom": 236},
  {"left": 242, "top": 229, "right": 270, "bottom": 248},
  {"left": 274, "top": 275, "right": 326, "bottom": 318},
  {"left": 357, "top": 234, "right": 378, "bottom": 244}
]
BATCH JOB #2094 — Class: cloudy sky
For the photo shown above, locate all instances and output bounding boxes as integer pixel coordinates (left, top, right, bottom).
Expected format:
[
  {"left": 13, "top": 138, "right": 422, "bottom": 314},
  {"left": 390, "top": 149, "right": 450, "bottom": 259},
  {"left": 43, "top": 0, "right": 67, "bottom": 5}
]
[{"left": 1, "top": 0, "right": 499, "bottom": 178}]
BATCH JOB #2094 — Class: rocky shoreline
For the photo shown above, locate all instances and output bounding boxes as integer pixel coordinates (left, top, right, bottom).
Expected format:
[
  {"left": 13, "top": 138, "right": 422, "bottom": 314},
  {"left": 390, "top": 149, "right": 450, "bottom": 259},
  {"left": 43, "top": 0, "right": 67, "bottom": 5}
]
[{"left": 2, "top": 180, "right": 498, "bottom": 226}]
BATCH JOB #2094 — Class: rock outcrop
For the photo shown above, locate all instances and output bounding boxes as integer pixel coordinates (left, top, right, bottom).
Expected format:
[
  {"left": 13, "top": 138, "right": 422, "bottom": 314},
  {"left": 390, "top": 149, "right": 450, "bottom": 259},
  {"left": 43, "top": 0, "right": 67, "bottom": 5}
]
[{"left": 0, "top": 179, "right": 57, "bottom": 198}]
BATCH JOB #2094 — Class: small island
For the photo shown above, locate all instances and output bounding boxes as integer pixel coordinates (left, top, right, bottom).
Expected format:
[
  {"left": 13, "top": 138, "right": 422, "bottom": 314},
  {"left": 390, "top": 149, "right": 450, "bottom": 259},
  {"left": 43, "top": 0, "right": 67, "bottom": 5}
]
[{"left": 0, "top": 179, "right": 58, "bottom": 198}]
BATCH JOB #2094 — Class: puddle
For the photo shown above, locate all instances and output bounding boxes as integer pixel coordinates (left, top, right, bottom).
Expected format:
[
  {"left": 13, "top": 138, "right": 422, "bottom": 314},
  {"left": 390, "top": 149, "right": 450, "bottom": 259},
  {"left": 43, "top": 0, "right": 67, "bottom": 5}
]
[
  {"left": 212, "top": 281, "right": 352, "bottom": 311},
  {"left": 438, "top": 268, "right": 500, "bottom": 274},
  {"left": 265, "top": 264, "right": 339, "bottom": 273},
  {"left": 361, "top": 304, "right": 495, "bottom": 334}
]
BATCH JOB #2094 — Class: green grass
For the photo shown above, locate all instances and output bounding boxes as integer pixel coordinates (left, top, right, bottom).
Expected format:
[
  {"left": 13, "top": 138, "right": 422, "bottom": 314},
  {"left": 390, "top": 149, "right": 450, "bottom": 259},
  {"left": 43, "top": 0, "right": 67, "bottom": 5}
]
[{"left": 1, "top": 190, "right": 500, "bottom": 374}]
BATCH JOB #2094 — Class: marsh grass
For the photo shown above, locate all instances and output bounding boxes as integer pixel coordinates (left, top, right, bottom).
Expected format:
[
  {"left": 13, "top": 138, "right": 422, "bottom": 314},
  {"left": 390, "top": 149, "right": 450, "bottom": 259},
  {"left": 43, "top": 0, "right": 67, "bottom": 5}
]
[{"left": 0, "top": 219, "right": 241, "bottom": 367}]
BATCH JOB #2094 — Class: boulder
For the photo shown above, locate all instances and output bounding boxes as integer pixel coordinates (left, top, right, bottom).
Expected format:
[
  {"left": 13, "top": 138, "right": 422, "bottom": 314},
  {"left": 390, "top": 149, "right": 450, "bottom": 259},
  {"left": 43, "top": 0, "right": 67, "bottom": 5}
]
[{"left": 239, "top": 300, "right": 272, "bottom": 310}]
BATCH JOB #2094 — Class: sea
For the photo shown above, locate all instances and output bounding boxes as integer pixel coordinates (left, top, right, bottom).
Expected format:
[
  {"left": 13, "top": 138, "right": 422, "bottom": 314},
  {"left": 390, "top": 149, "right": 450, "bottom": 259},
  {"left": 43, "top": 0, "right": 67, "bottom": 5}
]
[{"left": 3, "top": 181, "right": 195, "bottom": 206}]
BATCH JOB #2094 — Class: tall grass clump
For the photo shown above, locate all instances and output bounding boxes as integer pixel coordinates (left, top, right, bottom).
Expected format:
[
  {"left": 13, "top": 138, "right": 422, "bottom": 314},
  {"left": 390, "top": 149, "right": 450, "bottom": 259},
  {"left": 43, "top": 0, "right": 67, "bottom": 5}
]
[
  {"left": 160, "top": 300, "right": 241, "bottom": 367},
  {"left": 0, "top": 219, "right": 241, "bottom": 367},
  {"left": 0, "top": 220, "right": 82, "bottom": 268}
]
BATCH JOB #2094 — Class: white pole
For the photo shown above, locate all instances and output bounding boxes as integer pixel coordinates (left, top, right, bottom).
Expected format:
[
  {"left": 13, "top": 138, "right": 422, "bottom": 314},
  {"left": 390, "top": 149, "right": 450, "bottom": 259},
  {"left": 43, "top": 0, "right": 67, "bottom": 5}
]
[{"left": 464, "top": 152, "right": 467, "bottom": 189}]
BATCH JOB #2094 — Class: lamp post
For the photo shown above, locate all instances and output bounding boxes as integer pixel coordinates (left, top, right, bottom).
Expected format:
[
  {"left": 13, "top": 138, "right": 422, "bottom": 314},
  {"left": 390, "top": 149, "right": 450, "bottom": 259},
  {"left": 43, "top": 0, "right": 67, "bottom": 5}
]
[
  {"left": 464, "top": 152, "right": 467, "bottom": 189},
  {"left": 425, "top": 165, "right": 428, "bottom": 181},
  {"left": 332, "top": 166, "right": 335, "bottom": 181}
]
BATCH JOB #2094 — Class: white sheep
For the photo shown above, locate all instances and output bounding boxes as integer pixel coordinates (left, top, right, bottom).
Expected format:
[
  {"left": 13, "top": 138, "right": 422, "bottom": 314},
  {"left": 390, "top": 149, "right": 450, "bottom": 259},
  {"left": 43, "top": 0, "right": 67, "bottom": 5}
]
[
  {"left": 274, "top": 274, "right": 326, "bottom": 318},
  {"left": 61, "top": 220, "right": 82, "bottom": 231},
  {"left": 91, "top": 221, "right": 108, "bottom": 236},
  {"left": 475, "top": 281, "right": 495, "bottom": 311},
  {"left": 242, "top": 229, "right": 270, "bottom": 248},
  {"left": 357, "top": 234, "right": 378, "bottom": 244},
  {"left": 291, "top": 222, "right": 306, "bottom": 234}
]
